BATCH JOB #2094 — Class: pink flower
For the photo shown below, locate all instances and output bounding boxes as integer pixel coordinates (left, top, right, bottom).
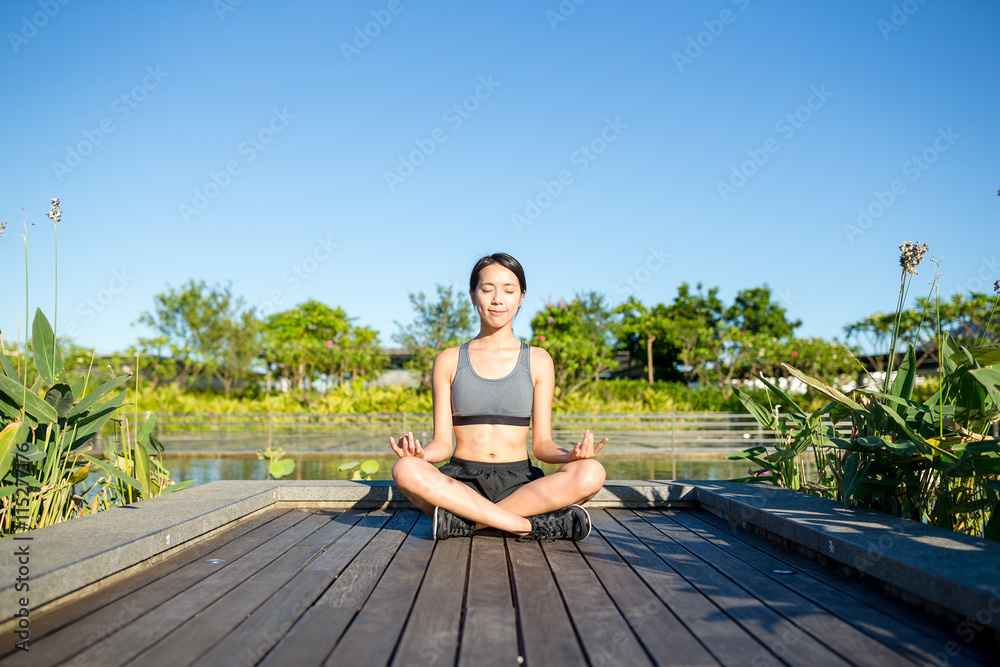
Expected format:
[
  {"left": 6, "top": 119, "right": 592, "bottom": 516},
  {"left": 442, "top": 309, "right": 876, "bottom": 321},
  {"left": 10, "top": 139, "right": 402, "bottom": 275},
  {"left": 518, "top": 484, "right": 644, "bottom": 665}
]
[
  {"left": 436, "top": 342, "right": 443, "bottom": 348},
  {"left": 539, "top": 335, "right": 546, "bottom": 342},
  {"left": 791, "top": 351, "right": 798, "bottom": 357},
  {"left": 325, "top": 340, "right": 333, "bottom": 348},
  {"left": 547, "top": 316, "right": 554, "bottom": 325}
]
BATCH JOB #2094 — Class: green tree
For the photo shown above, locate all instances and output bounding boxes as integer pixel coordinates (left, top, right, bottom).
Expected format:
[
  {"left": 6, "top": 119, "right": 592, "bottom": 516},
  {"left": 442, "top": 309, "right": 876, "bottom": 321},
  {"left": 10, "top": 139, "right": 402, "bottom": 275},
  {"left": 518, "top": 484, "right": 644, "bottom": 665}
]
[
  {"left": 139, "top": 280, "right": 260, "bottom": 397},
  {"left": 393, "top": 284, "right": 476, "bottom": 390},
  {"left": 615, "top": 298, "right": 681, "bottom": 383},
  {"left": 261, "top": 300, "right": 352, "bottom": 402},
  {"left": 531, "top": 293, "right": 619, "bottom": 397}
]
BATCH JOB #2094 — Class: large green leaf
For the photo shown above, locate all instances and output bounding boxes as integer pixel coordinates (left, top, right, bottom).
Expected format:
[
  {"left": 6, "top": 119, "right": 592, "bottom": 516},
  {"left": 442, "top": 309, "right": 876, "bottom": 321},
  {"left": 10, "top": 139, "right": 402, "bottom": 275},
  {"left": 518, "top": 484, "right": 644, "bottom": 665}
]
[
  {"left": 82, "top": 454, "right": 144, "bottom": 494},
  {"left": 134, "top": 441, "right": 150, "bottom": 497},
  {"left": 0, "top": 423, "right": 29, "bottom": 481},
  {"left": 269, "top": 458, "right": 294, "bottom": 479},
  {"left": 843, "top": 453, "right": 862, "bottom": 505},
  {"left": 68, "top": 375, "right": 131, "bottom": 417},
  {"left": 136, "top": 414, "right": 157, "bottom": 446},
  {"left": 733, "top": 386, "right": 779, "bottom": 431},
  {"left": 0, "top": 373, "right": 58, "bottom": 422},
  {"left": 888, "top": 346, "right": 916, "bottom": 409},
  {"left": 781, "top": 363, "right": 871, "bottom": 416},
  {"left": 70, "top": 397, "right": 125, "bottom": 448},
  {"left": 31, "top": 308, "right": 64, "bottom": 386},
  {"left": 0, "top": 391, "right": 20, "bottom": 420},
  {"left": 968, "top": 368, "right": 1000, "bottom": 392},
  {"left": 951, "top": 345, "right": 1000, "bottom": 368},
  {"left": 44, "top": 383, "right": 75, "bottom": 418},
  {"left": 0, "top": 354, "right": 17, "bottom": 379},
  {"left": 755, "top": 374, "right": 804, "bottom": 415},
  {"left": 160, "top": 479, "right": 195, "bottom": 494},
  {"left": 69, "top": 376, "right": 86, "bottom": 400}
]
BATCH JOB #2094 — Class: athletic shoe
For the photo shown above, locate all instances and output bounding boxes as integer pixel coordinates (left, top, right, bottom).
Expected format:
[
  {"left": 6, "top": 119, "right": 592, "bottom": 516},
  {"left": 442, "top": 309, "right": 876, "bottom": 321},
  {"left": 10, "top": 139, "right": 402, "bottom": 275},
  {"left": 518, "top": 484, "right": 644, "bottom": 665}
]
[
  {"left": 518, "top": 504, "right": 592, "bottom": 542},
  {"left": 433, "top": 507, "right": 476, "bottom": 541}
]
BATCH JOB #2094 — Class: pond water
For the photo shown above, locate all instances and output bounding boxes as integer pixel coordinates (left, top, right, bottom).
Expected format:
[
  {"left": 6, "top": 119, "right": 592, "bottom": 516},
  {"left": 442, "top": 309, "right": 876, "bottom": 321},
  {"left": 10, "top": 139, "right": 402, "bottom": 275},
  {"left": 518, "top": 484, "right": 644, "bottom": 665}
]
[{"left": 160, "top": 453, "right": 752, "bottom": 487}]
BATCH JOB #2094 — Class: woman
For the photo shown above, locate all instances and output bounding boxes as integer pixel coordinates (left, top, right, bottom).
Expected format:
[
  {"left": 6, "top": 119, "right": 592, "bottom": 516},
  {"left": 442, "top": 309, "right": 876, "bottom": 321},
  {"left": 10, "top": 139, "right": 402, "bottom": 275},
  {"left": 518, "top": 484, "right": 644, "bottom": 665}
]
[{"left": 390, "top": 253, "right": 608, "bottom": 541}]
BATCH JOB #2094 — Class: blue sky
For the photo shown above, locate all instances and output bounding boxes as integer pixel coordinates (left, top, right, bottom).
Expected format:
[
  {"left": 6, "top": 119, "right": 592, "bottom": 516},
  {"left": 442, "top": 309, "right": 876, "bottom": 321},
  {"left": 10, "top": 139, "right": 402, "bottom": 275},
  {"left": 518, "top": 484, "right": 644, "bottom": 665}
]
[{"left": 1, "top": 0, "right": 997, "bottom": 355}]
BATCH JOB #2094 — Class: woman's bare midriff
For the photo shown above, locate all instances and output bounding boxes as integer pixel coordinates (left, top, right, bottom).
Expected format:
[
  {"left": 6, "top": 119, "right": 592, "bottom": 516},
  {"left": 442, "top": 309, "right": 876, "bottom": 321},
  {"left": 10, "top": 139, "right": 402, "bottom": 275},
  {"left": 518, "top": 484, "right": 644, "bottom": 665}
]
[{"left": 453, "top": 424, "right": 531, "bottom": 462}]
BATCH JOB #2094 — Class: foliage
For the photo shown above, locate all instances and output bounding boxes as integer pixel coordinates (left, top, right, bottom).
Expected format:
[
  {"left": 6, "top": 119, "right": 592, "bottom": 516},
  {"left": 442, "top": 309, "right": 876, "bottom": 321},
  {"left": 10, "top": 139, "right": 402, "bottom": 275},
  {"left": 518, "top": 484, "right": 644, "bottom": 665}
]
[
  {"left": 139, "top": 279, "right": 261, "bottom": 397},
  {"left": 338, "top": 459, "right": 380, "bottom": 480},
  {"left": 393, "top": 284, "right": 476, "bottom": 389},
  {"left": 530, "top": 292, "right": 619, "bottom": 398},
  {"left": 0, "top": 310, "right": 191, "bottom": 535},
  {"left": 257, "top": 446, "right": 295, "bottom": 479},
  {"left": 615, "top": 298, "right": 683, "bottom": 383},
  {"left": 730, "top": 244, "right": 1000, "bottom": 541},
  {"left": 260, "top": 300, "right": 387, "bottom": 405},
  {"left": 846, "top": 291, "right": 1000, "bottom": 374},
  {"left": 615, "top": 283, "right": 840, "bottom": 396}
]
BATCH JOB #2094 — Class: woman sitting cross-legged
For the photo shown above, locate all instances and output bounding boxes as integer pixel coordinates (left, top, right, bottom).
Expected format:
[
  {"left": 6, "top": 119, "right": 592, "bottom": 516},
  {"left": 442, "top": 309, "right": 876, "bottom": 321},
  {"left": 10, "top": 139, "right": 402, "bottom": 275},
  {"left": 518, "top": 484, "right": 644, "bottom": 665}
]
[{"left": 390, "top": 252, "right": 608, "bottom": 541}]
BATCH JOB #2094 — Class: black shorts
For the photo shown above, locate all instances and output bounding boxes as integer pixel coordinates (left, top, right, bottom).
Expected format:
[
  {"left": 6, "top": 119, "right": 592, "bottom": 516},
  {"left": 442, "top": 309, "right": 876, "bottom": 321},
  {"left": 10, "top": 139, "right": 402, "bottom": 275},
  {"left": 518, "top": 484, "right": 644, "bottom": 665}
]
[{"left": 439, "top": 457, "right": 545, "bottom": 503}]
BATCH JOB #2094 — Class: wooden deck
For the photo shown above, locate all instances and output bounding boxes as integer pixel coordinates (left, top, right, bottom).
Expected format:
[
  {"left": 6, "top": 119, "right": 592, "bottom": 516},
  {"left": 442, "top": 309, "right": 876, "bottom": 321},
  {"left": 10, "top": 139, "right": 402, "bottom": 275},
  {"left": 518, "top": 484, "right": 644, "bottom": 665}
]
[{"left": 4, "top": 506, "right": 997, "bottom": 667}]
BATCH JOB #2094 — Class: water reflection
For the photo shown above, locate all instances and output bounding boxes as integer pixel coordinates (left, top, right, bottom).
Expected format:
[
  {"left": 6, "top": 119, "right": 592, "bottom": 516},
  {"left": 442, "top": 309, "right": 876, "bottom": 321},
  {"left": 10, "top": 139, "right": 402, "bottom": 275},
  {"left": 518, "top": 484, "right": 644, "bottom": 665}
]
[{"left": 160, "top": 454, "right": 751, "bottom": 487}]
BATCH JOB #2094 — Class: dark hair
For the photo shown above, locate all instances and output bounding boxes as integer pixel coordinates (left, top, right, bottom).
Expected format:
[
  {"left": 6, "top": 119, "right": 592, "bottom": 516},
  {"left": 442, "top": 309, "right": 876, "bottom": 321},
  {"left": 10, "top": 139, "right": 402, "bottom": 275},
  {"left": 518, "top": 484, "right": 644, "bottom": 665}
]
[{"left": 469, "top": 253, "right": 526, "bottom": 294}]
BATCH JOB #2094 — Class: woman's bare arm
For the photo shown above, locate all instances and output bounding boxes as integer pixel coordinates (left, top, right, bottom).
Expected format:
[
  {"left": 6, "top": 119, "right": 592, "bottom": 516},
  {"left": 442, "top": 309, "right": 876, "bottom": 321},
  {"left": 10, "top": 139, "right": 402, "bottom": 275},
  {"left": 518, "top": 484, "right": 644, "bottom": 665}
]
[{"left": 529, "top": 347, "right": 608, "bottom": 463}]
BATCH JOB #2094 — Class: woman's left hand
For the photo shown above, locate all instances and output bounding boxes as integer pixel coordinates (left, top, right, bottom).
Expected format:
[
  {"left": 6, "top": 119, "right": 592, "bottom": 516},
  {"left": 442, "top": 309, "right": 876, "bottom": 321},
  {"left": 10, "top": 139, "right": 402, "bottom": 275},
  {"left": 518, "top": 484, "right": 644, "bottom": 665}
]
[{"left": 568, "top": 429, "right": 608, "bottom": 461}]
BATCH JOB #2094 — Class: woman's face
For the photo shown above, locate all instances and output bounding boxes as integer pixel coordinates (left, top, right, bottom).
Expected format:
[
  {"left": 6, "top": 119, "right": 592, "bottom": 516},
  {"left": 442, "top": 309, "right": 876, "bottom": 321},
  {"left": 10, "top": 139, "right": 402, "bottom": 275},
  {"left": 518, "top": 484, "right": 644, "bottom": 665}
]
[{"left": 471, "top": 263, "right": 524, "bottom": 329}]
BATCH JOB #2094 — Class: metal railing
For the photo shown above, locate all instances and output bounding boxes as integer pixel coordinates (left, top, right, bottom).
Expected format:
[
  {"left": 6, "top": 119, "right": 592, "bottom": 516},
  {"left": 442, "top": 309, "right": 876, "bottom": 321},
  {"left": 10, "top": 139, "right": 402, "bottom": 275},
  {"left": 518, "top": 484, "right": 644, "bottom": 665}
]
[{"left": 98, "top": 412, "right": 851, "bottom": 456}]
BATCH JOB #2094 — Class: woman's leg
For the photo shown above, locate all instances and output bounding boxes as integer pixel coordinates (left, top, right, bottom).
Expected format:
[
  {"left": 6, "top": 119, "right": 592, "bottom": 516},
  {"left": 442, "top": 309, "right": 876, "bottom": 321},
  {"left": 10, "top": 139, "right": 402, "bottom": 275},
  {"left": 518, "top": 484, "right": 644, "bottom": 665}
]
[
  {"left": 496, "top": 458, "right": 606, "bottom": 518},
  {"left": 391, "top": 457, "right": 532, "bottom": 533}
]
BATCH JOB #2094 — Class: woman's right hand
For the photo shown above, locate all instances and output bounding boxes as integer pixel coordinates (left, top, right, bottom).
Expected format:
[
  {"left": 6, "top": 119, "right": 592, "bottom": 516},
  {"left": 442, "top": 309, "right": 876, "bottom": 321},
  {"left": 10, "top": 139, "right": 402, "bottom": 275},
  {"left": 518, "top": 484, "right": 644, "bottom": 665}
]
[{"left": 389, "top": 431, "right": 425, "bottom": 459}]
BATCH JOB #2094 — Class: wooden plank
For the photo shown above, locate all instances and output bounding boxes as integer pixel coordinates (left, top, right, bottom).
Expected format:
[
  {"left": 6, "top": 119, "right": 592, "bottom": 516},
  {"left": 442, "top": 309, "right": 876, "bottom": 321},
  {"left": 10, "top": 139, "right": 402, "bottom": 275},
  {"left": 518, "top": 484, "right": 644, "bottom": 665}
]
[
  {"left": 63, "top": 511, "right": 336, "bottom": 666},
  {"left": 132, "top": 510, "right": 367, "bottom": 666},
  {"left": 259, "top": 510, "right": 420, "bottom": 666},
  {"left": 507, "top": 536, "right": 587, "bottom": 666},
  {"left": 390, "top": 534, "right": 471, "bottom": 667},
  {"left": 191, "top": 510, "right": 391, "bottom": 666},
  {"left": 323, "top": 514, "right": 434, "bottom": 667},
  {"left": 650, "top": 510, "right": 915, "bottom": 667},
  {"left": 542, "top": 537, "right": 656, "bottom": 667},
  {"left": 611, "top": 509, "right": 852, "bottom": 667},
  {"left": 1, "top": 506, "right": 288, "bottom": 651},
  {"left": 587, "top": 509, "right": 738, "bottom": 666},
  {"left": 684, "top": 508, "right": 998, "bottom": 667},
  {"left": 457, "top": 536, "right": 519, "bottom": 667},
  {"left": 10, "top": 508, "right": 313, "bottom": 667}
]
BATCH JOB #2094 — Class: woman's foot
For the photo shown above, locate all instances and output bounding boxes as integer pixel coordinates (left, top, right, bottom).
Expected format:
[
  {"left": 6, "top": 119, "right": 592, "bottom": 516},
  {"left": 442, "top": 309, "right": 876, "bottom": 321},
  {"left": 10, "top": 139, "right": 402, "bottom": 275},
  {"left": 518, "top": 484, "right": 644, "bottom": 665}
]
[
  {"left": 433, "top": 507, "right": 476, "bottom": 540},
  {"left": 516, "top": 504, "right": 592, "bottom": 542}
]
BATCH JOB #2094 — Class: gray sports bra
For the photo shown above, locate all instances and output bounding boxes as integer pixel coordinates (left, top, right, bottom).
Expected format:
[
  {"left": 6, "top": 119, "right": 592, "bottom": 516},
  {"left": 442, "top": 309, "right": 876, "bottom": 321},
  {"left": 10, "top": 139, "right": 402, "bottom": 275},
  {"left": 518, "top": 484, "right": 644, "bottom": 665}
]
[{"left": 450, "top": 340, "right": 533, "bottom": 426}]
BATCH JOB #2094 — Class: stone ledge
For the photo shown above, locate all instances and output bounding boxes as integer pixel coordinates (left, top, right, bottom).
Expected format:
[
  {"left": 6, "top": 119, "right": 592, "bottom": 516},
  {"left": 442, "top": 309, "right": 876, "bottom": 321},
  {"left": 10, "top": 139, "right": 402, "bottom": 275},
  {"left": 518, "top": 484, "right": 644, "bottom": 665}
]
[{"left": 693, "top": 481, "right": 1000, "bottom": 634}]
